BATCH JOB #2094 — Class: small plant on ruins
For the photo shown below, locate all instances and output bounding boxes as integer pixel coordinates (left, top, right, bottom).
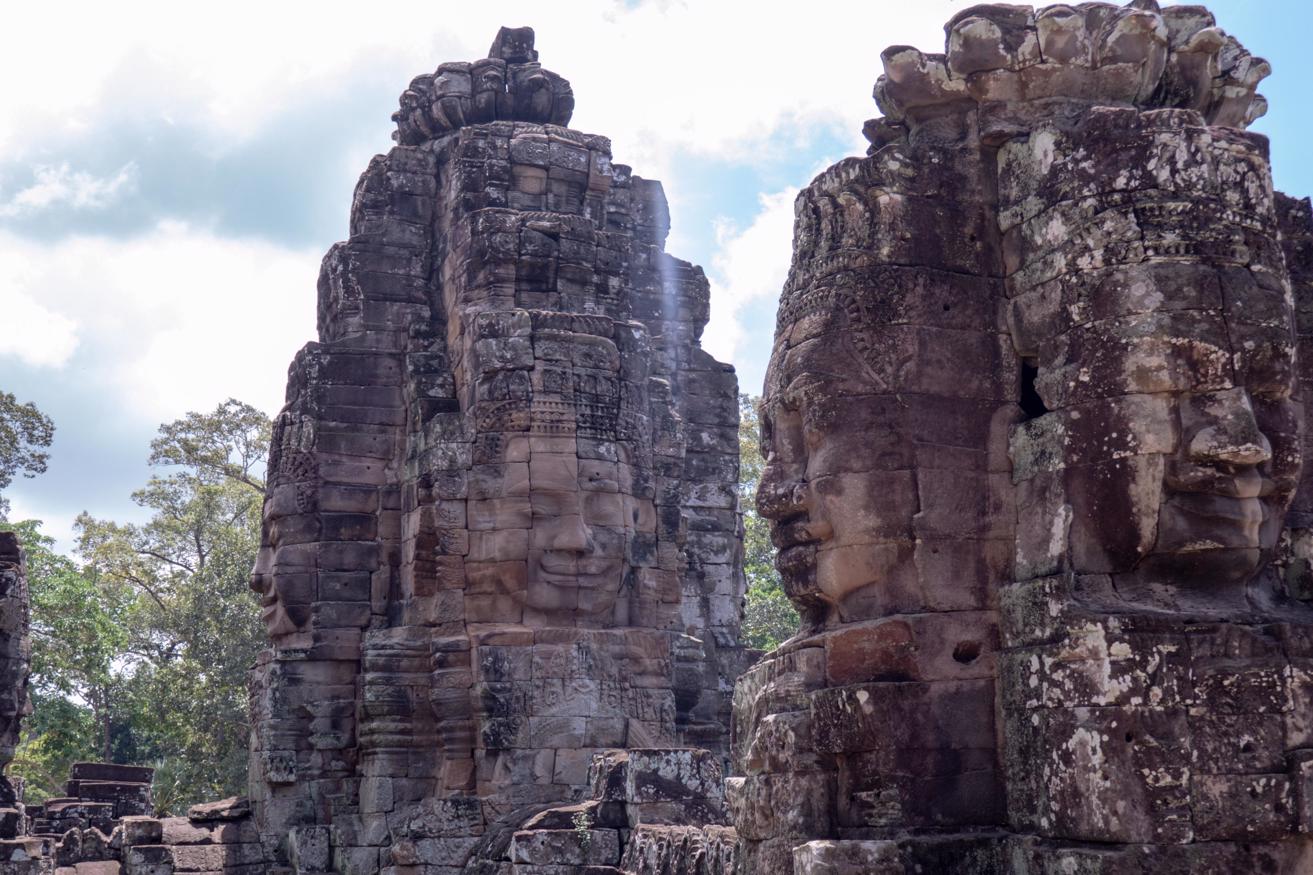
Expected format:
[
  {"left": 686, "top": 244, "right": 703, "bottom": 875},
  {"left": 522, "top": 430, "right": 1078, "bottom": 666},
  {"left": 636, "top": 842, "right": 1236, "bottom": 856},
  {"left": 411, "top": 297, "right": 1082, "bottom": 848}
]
[{"left": 572, "top": 808, "right": 594, "bottom": 851}]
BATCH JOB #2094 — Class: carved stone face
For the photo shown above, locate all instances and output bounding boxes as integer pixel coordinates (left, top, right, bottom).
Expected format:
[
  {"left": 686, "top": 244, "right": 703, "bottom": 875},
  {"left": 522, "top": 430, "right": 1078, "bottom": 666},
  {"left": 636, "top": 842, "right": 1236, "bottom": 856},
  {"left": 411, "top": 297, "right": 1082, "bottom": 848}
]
[
  {"left": 489, "top": 26, "right": 537, "bottom": 64},
  {"left": 470, "top": 58, "right": 506, "bottom": 123},
  {"left": 432, "top": 64, "right": 471, "bottom": 131},
  {"left": 757, "top": 280, "right": 1010, "bottom": 626},
  {"left": 1000, "top": 113, "right": 1300, "bottom": 607},
  {"left": 510, "top": 64, "right": 554, "bottom": 124},
  {"left": 250, "top": 545, "right": 312, "bottom": 640},
  {"left": 393, "top": 75, "right": 435, "bottom": 145},
  {"left": 249, "top": 415, "right": 319, "bottom": 642},
  {"left": 757, "top": 331, "right": 874, "bottom": 623},
  {"left": 521, "top": 448, "right": 640, "bottom": 623},
  {"left": 0, "top": 684, "right": 29, "bottom": 766},
  {"left": 1030, "top": 267, "right": 1300, "bottom": 601},
  {"left": 463, "top": 311, "right": 655, "bottom": 628}
]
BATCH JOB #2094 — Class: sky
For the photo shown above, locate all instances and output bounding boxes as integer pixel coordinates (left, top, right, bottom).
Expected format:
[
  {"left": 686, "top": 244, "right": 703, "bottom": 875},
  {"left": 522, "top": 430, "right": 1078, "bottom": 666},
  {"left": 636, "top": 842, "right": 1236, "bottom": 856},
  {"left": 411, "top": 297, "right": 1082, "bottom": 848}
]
[{"left": 3, "top": 0, "right": 1311, "bottom": 554}]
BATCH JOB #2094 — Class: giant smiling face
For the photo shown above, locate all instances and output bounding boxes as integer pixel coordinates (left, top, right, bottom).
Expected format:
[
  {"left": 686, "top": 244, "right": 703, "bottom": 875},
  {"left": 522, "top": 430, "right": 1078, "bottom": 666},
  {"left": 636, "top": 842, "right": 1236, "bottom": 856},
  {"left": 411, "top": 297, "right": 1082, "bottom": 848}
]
[{"left": 463, "top": 311, "right": 656, "bottom": 628}]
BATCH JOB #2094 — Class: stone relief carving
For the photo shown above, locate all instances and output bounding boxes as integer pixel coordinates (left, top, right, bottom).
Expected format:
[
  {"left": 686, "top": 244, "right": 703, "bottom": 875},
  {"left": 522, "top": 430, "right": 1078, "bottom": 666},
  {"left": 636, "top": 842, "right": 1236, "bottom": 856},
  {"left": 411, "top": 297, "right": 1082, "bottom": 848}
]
[
  {"left": 732, "top": 3, "right": 1313, "bottom": 873},
  {"left": 244, "top": 27, "right": 748, "bottom": 872}
]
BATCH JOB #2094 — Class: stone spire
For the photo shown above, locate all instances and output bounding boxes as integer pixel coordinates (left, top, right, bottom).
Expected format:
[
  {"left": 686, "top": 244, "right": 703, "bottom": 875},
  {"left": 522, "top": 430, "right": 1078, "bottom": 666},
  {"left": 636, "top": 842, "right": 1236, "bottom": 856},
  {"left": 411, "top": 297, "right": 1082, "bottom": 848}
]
[
  {"left": 247, "top": 27, "right": 747, "bottom": 872},
  {"left": 392, "top": 26, "right": 574, "bottom": 146}
]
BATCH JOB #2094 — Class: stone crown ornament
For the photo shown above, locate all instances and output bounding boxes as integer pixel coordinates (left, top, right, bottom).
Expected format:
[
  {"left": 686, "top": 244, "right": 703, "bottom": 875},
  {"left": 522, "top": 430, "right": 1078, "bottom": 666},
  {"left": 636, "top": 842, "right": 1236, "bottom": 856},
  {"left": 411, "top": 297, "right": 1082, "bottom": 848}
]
[
  {"left": 392, "top": 26, "right": 575, "bottom": 146},
  {"left": 868, "top": 1, "right": 1270, "bottom": 150}
]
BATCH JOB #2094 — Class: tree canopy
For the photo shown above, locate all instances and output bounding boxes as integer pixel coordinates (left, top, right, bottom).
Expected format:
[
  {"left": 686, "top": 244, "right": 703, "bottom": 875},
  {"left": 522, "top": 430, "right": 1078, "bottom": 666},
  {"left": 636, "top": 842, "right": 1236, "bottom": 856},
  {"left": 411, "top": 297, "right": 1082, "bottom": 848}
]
[
  {"left": 0, "top": 393, "right": 55, "bottom": 519},
  {"left": 6, "top": 399, "right": 269, "bottom": 812}
]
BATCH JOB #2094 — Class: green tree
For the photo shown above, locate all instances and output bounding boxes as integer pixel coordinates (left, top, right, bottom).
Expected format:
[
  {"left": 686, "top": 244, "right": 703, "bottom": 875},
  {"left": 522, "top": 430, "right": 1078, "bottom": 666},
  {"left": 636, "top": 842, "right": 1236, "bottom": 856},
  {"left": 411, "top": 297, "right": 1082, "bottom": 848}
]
[
  {"left": 1, "top": 519, "right": 126, "bottom": 802},
  {"left": 738, "top": 394, "right": 798, "bottom": 651},
  {"left": 0, "top": 393, "right": 55, "bottom": 519},
  {"left": 65, "top": 399, "right": 269, "bottom": 811},
  {"left": 2, "top": 398, "right": 268, "bottom": 809}
]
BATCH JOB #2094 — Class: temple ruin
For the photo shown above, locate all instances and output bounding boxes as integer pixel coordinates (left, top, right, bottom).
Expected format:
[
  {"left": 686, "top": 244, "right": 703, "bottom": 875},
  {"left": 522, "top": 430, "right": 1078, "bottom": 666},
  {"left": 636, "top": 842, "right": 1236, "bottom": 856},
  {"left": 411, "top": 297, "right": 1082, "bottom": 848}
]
[
  {"left": 736, "top": 1, "right": 1313, "bottom": 872},
  {"left": 244, "top": 25, "right": 748, "bottom": 872},
  {"left": 3, "top": 2, "right": 1313, "bottom": 873}
]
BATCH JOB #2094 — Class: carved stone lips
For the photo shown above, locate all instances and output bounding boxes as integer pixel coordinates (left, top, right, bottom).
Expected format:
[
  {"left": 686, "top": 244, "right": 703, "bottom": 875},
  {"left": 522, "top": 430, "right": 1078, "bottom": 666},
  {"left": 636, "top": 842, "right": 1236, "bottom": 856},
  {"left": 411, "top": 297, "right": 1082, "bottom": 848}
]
[
  {"left": 771, "top": 514, "right": 829, "bottom": 576},
  {"left": 536, "top": 554, "right": 622, "bottom": 582},
  {"left": 1168, "top": 492, "right": 1264, "bottom": 524},
  {"left": 1166, "top": 463, "right": 1266, "bottom": 499}
]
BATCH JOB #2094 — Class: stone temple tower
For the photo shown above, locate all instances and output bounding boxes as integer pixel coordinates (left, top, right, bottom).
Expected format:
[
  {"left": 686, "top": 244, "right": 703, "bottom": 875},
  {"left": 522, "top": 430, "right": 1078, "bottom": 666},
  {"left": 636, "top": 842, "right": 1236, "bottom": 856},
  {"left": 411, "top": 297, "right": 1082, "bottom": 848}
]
[
  {"left": 734, "top": 2, "right": 1313, "bottom": 873},
  {"left": 247, "top": 27, "right": 748, "bottom": 872}
]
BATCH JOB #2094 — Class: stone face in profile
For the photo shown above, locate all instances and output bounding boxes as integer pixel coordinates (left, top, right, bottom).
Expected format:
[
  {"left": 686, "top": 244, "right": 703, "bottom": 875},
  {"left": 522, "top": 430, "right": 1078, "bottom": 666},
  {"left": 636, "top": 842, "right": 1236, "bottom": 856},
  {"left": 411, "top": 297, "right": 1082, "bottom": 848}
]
[
  {"left": 736, "top": 2, "right": 1313, "bottom": 872},
  {"left": 248, "top": 28, "right": 747, "bottom": 873}
]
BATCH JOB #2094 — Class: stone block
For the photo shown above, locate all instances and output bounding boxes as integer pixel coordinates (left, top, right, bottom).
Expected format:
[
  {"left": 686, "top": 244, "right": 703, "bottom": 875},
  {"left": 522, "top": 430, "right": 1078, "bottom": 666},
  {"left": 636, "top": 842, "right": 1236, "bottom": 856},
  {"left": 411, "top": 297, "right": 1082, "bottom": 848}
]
[
  {"left": 1191, "top": 773, "right": 1295, "bottom": 841},
  {"left": 622, "top": 749, "right": 722, "bottom": 803},
  {"left": 124, "top": 845, "right": 174, "bottom": 875},
  {"left": 509, "top": 829, "right": 620, "bottom": 867},
  {"left": 724, "top": 773, "right": 834, "bottom": 841},
  {"left": 792, "top": 840, "right": 903, "bottom": 875},
  {"left": 289, "top": 826, "right": 331, "bottom": 872}
]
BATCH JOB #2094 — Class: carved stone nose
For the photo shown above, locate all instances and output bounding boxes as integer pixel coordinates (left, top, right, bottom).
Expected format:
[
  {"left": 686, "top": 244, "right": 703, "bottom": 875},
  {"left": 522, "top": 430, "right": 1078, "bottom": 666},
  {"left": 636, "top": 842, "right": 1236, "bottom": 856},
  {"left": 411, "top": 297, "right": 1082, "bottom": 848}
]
[{"left": 548, "top": 515, "right": 592, "bottom": 553}]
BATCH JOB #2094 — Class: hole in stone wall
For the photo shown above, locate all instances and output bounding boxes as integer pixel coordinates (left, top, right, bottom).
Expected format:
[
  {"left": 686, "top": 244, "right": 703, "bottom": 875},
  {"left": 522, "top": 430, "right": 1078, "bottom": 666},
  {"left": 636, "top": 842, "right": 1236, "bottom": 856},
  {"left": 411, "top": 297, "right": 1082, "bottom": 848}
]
[
  {"left": 1020, "top": 358, "right": 1048, "bottom": 421},
  {"left": 1124, "top": 731, "right": 1135, "bottom": 743},
  {"left": 952, "top": 641, "right": 981, "bottom": 664},
  {"left": 1241, "top": 741, "right": 1256, "bottom": 754}
]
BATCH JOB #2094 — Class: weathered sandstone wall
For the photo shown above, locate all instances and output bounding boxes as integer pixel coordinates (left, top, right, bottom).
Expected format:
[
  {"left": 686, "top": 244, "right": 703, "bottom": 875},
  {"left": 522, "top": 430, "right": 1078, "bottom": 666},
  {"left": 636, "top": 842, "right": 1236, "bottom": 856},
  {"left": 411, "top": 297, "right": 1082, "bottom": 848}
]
[{"left": 246, "top": 27, "right": 748, "bottom": 873}]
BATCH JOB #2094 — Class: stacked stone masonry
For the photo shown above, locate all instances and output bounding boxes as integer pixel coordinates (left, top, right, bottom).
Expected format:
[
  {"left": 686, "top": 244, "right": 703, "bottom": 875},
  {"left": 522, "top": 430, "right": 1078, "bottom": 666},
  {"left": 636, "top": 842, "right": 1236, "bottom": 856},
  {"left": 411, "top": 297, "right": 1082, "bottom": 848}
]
[
  {"left": 0, "top": 532, "right": 31, "bottom": 857},
  {"left": 25, "top": 764, "right": 154, "bottom": 839},
  {"left": 8, "top": 3, "right": 1313, "bottom": 874},
  {"left": 736, "top": 1, "right": 1313, "bottom": 873},
  {"left": 245, "top": 26, "right": 748, "bottom": 874}
]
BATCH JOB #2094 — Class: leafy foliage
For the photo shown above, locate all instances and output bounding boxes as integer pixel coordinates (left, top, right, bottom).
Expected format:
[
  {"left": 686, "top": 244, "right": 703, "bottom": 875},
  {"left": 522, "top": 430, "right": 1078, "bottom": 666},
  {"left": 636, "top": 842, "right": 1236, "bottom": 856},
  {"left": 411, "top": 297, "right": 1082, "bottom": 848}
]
[
  {"left": 149, "top": 399, "right": 270, "bottom": 491},
  {"left": 738, "top": 394, "right": 798, "bottom": 652},
  {"left": 0, "top": 519, "right": 126, "bottom": 803},
  {"left": 8, "top": 399, "right": 270, "bottom": 812},
  {"left": 0, "top": 393, "right": 55, "bottom": 519}
]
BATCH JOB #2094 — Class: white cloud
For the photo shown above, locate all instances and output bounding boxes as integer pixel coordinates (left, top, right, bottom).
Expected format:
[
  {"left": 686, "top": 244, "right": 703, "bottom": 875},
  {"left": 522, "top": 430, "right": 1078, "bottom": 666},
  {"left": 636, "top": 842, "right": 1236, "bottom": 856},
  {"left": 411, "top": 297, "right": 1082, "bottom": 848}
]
[
  {"left": 0, "top": 284, "right": 79, "bottom": 367},
  {"left": 703, "top": 188, "right": 799, "bottom": 366},
  {"left": 0, "top": 1, "right": 962, "bottom": 166},
  {"left": 0, "top": 224, "right": 318, "bottom": 420},
  {"left": 0, "top": 0, "right": 971, "bottom": 405},
  {"left": 0, "top": 162, "right": 137, "bottom": 217},
  {"left": 2, "top": 494, "right": 80, "bottom": 556}
]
